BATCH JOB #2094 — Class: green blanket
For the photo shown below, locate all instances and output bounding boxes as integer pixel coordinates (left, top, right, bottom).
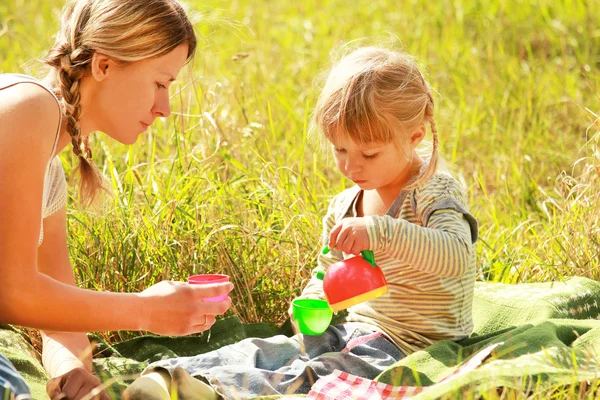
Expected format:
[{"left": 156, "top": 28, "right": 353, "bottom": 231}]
[
  {"left": 377, "top": 276, "right": 600, "bottom": 398},
  {"left": 3, "top": 277, "right": 600, "bottom": 399}
]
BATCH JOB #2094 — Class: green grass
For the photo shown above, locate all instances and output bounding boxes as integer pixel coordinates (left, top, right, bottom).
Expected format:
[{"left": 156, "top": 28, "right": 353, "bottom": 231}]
[{"left": 1, "top": 0, "right": 600, "bottom": 397}]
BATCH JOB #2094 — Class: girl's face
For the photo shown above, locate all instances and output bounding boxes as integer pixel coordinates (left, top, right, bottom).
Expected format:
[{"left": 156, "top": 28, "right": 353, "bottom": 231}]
[
  {"left": 81, "top": 43, "right": 189, "bottom": 145},
  {"left": 330, "top": 133, "right": 419, "bottom": 192}
]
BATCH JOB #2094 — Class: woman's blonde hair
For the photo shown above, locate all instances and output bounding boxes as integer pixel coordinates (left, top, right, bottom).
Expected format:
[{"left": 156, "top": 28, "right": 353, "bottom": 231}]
[
  {"left": 44, "top": 0, "right": 197, "bottom": 204},
  {"left": 314, "top": 46, "right": 439, "bottom": 189}
]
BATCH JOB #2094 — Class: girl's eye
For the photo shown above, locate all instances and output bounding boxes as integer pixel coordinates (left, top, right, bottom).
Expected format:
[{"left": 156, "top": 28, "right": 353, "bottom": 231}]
[
  {"left": 363, "top": 153, "right": 378, "bottom": 159},
  {"left": 334, "top": 148, "right": 346, "bottom": 153},
  {"left": 156, "top": 82, "right": 167, "bottom": 89}
]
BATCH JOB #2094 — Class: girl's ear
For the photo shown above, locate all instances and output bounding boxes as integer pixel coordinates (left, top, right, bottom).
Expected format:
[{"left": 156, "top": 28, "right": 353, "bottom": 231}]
[
  {"left": 90, "top": 52, "right": 113, "bottom": 81},
  {"left": 410, "top": 124, "right": 426, "bottom": 147}
]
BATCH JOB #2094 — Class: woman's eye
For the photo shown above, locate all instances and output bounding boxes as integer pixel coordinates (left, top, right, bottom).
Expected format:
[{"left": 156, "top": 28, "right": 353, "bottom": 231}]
[
  {"left": 363, "top": 153, "right": 378, "bottom": 159},
  {"left": 334, "top": 148, "right": 346, "bottom": 153},
  {"left": 156, "top": 82, "right": 167, "bottom": 89}
]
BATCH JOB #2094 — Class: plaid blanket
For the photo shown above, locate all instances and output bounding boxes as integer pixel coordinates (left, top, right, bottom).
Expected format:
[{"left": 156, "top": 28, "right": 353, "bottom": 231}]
[{"left": 306, "top": 343, "right": 503, "bottom": 399}]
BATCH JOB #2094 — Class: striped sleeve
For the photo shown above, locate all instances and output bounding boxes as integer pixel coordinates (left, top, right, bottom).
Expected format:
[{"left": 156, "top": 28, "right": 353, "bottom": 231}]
[
  {"left": 415, "top": 174, "right": 478, "bottom": 244},
  {"left": 365, "top": 175, "right": 478, "bottom": 278}
]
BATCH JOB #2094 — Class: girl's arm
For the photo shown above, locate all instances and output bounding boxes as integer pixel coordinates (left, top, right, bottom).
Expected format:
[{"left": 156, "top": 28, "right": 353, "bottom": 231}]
[
  {"left": 0, "top": 80, "right": 232, "bottom": 335},
  {"left": 366, "top": 208, "right": 475, "bottom": 278}
]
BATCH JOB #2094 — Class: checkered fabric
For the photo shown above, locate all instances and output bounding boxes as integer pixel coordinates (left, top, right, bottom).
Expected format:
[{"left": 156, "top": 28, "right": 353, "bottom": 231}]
[{"left": 306, "top": 342, "right": 503, "bottom": 399}]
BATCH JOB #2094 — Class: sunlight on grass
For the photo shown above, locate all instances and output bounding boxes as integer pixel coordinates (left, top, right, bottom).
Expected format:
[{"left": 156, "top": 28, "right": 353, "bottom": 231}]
[{"left": 1, "top": 0, "right": 599, "bottom": 397}]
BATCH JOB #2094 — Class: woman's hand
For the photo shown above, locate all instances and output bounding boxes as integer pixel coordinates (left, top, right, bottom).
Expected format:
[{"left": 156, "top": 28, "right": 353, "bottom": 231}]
[
  {"left": 138, "top": 280, "right": 233, "bottom": 336},
  {"left": 329, "top": 217, "right": 370, "bottom": 255},
  {"left": 46, "top": 367, "right": 109, "bottom": 400}
]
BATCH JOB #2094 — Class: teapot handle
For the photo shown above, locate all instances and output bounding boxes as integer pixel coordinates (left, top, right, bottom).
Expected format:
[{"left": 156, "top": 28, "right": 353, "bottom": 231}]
[
  {"left": 360, "top": 250, "right": 377, "bottom": 267},
  {"left": 321, "top": 246, "right": 377, "bottom": 267}
]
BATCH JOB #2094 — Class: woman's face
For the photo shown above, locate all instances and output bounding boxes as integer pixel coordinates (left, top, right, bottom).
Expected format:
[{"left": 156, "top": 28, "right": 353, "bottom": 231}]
[{"left": 81, "top": 43, "right": 189, "bottom": 145}]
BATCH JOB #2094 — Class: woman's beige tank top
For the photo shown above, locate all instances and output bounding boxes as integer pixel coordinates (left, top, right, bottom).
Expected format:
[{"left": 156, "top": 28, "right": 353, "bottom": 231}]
[{"left": 0, "top": 74, "right": 68, "bottom": 246}]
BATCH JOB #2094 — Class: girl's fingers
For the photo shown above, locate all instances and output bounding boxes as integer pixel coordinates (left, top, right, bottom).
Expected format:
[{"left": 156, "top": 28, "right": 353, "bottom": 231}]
[
  {"left": 350, "top": 236, "right": 367, "bottom": 255},
  {"left": 329, "top": 223, "right": 343, "bottom": 249},
  {"left": 342, "top": 236, "right": 355, "bottom": 255},
  {"left": 352, "top": 243, "right": 365, "bottom": 255},
  {"left": 335, "top": 225, "right": 350, "bottom": 251}
]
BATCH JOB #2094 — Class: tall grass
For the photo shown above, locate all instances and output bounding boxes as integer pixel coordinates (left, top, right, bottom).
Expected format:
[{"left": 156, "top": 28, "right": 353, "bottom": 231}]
[{"left": 1, "top": 0, "right": 600, "bottom": 396}]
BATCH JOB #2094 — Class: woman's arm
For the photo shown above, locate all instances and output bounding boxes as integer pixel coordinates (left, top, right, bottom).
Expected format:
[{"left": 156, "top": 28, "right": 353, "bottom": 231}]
[
  {"left": 0, "top": 81, "right": 232, "bottom": 335},
  {"left": 0, "top": 89, "right": 145, "bottom": 330},
  {"left": 37, "top": 207, "right": 93, "bottom": 376}
]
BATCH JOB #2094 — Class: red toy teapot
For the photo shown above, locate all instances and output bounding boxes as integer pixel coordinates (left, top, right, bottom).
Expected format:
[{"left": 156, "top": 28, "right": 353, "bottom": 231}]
[{"left": 315, "top": 247, "right": 388, "bottom": 312}]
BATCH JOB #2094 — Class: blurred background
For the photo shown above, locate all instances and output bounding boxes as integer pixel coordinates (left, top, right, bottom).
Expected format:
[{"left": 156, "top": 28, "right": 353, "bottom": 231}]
[{"left": 1, "top": 0, "right": 599, "bottom": 343}]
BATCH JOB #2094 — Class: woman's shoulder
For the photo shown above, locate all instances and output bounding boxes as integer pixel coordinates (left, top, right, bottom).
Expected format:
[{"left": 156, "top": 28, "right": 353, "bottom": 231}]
[
  {"left": 0, "top": 74, "right": 59, "bottom": 115},
  {"left": 0, "top": 75, "right": 62, "bottom": 165}
]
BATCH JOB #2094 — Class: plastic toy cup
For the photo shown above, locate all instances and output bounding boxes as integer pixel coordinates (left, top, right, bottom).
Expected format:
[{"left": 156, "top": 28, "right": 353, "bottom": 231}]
[
  {"left": 292, "top": 298, "right": 333, "bottom": 335},
  {"left": 187, "top": 274, "right": 230, "bottom": 302}
]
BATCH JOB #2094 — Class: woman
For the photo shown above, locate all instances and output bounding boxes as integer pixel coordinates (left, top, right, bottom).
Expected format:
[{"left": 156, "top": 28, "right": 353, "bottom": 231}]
[{"left": 0, "top": 0, "right": 233, "bottom": 398}]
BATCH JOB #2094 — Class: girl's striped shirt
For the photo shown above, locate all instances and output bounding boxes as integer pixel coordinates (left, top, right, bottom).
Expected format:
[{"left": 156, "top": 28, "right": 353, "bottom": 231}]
[{"left": 300, "top": 171, "right": 478, "bottom": 354}]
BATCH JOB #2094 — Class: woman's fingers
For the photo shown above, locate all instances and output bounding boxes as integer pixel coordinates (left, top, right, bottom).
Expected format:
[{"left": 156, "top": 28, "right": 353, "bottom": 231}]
[
  {"left": 190, "top": 314, "right": 217, "bottom": 333},
  {"left": 191, "top": 314, "right": 216, "bottom": 329},
  {"left": 187, "top": 282, "right": 234, "bottom": 300},
  {"left": 139, "top": 280, "right": 234, "bottom": 335}
]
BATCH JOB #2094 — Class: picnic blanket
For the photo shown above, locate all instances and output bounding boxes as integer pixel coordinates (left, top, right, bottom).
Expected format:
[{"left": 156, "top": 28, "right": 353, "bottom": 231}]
[
  {"left": 0, "top": 318, "right": 295, "bottom": 399},
  {"left": 372, "top": 276, "right": 600, "bottom": 398},
  {"left": 2, "top": 276, "right": 600, "bottom": 399}
]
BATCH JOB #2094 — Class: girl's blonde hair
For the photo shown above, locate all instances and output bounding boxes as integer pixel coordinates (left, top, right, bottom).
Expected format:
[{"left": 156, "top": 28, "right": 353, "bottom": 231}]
[
  {"left": 314, "top": 46, "right": 439, "bottom": 190},
  {"left": 44, "top": 0, "right": 197, "bottom": 205}
]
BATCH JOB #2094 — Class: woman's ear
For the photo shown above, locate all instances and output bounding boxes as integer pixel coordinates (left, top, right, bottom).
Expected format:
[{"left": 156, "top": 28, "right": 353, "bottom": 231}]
[
  {"left": 90, "top": 52, "right": 112, "bottom": 81},
  {"left": 410, "top": 124, "right": 426, "bottom": 147}
]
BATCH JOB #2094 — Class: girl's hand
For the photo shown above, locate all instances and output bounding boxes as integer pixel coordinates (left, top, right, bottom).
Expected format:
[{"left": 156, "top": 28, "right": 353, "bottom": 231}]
[
  {"left": 288, "top": 300, "right": 300, "bottom": 334},
  {"left": 138, "top": 280, "right": 233, "bottom": 336},
  {"left": 46, "top": 367, "right": 109, "bottom": 400},
  {"left": 329, "top": 217, "right": 370, "bottom": 255}
]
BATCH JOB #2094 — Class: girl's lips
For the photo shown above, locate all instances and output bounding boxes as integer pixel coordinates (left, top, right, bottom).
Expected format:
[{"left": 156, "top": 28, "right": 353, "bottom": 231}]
[{"left": 353, "top": 179, "right": 367, "bottom": 183}]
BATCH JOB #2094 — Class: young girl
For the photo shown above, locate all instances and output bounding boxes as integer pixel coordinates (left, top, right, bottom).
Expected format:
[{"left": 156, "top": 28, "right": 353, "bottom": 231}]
[
  {"left": 124, "top": 46, "right": 478, "bottom": 400},
  {"left": 0, "top": 1, "right": 233, "bottom": 399}
]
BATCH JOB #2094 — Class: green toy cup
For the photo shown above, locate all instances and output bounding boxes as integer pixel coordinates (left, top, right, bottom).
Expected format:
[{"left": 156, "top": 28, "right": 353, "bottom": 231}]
[{"left": 292, "top": 299, "right": 333, "bottom": 335}]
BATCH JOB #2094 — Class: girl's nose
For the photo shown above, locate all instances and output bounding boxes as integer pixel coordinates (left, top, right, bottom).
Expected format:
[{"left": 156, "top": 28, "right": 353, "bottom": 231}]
[{"left": 345, "top": 157, "right": 362, "bottom": 173}]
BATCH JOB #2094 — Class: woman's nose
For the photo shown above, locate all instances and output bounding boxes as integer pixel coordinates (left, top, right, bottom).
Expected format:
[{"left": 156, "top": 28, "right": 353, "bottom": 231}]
[{"left": 153, "top": 92, "right": 172, "bottom": 118}]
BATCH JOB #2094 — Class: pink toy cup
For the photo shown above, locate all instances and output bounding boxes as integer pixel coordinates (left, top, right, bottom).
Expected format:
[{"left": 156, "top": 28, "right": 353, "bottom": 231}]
[{"left": 187, "top": 274, "right": 230, "bottom": 302}]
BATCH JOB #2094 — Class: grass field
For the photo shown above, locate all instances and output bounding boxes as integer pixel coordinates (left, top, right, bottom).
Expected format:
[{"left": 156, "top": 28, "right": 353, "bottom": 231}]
[{"left": 1, "top": 0, "right": 600, "bottom": 397}]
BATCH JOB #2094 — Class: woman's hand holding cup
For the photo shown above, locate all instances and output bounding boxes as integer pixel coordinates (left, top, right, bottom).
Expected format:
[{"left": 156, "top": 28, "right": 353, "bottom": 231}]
[{"left": 138, "top": 279, "right": 233, "bottom": 336}]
